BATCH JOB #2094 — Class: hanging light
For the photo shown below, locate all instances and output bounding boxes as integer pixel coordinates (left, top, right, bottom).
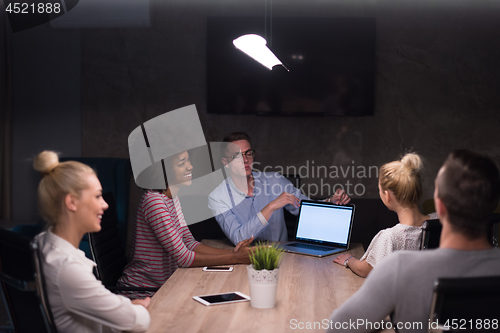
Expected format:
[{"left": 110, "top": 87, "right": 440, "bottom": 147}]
[{"left": 233, "top": 34, "right": 288, "bottom": 71}]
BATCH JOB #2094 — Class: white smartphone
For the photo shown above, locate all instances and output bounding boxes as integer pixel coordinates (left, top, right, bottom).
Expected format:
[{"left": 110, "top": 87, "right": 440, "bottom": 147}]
[
  {"left": 202, "top": 266, "right": 234, "bottom": 272},
  {"left": 193, "top": 291, "right": 250, "bottom": 306}
]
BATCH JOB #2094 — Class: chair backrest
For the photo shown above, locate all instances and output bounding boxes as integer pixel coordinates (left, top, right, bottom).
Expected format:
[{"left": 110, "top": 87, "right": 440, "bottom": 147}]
[
  {"left": 420, "top": 219, "right": 442, "bottom": 250},
  {"left": 30, "top": 240, "right": 58, "bottom": 333},
  {"left": 488, "top": 213, "right": 500, "bottom": 247},
  {"left": 60, "top": 157, "right": 132, "bottom": 252},
  {"left": 428, "top": 276, "right": 500, "bottom": 332},
  {"left": 0, "top": 228, "right": 57, "bottom": 333},
  {"left": 88, "top": 192, "right": 128, "bottom": 287},
  {"left": 421, "top": 215, "right": 499, "bottom": 250},
  {"left": 281, "top": 174, "right": 302, "bottom": 241}
]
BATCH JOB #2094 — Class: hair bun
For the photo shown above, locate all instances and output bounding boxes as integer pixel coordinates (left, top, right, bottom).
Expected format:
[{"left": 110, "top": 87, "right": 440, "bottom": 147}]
[
  {"left": 400, "top": 152, "right": 423, "bottom": 172},
  {"left": 34, "top": 151, "right": 60, "bottom": 175}
]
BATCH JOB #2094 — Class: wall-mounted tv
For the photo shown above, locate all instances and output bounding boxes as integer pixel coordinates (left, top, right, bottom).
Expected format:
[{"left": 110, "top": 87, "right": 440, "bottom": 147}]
[{"left": 207, "top": 17, "right": 376, "bottom": 116}]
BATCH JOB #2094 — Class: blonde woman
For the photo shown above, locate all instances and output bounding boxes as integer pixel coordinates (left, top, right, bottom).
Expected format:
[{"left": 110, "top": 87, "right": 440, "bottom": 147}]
[
  {"left": 333, "top": 153, "right": 437, "bottom": 277},
  {"left": 33, "top": 151, "right": 150, "bottom": 333}
]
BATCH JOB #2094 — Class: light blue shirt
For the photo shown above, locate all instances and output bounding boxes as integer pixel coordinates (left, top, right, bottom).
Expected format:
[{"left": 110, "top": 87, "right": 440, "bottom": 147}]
[{"left": 208, "top": 172, "right": 309, "bottom": 244}]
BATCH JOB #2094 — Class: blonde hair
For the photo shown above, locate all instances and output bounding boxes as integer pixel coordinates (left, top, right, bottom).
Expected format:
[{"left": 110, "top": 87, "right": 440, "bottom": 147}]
[
  {"left": 379, "top": 153, "right": 423, "bottom": 207},
  {"left": 34, "top": 151, "right": 95, "bottom": 227}
]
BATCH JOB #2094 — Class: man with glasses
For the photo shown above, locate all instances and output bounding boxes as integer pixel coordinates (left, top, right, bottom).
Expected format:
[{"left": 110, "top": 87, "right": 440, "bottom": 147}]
[{"left": 208, "top": 132, "right": 350, "bottom": 245}]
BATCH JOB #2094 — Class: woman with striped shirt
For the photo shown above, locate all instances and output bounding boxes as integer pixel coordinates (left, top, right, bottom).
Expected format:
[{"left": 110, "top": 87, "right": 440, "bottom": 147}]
[{"left": 118, "top": 151, "right": 252, "bottom": 297}]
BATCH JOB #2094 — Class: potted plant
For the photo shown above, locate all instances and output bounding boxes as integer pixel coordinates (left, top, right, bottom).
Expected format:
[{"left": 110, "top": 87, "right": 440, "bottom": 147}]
[{"left": 247, "top": 243, "right": 284, "bottom": 308}]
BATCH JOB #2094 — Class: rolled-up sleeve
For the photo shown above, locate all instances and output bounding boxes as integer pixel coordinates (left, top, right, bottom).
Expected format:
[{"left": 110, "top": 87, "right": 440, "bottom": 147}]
[
  {"left": 208, "top": 192, "right": 266, "bottom": 245},
  {"left": 278, "top": 175, "right": 310, "bottom": 216},
  {"left": 208, "top": 173, "right": 310, "bottom": 244}
]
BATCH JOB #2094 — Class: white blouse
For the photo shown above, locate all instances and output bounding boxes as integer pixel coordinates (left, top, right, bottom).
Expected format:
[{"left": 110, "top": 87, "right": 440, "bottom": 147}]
[
  {"left": 360, "top": 213, "right": 439, "bottom": 267},
  {"left": 36, "top": 230, "right": 150, "bottom": 333}
]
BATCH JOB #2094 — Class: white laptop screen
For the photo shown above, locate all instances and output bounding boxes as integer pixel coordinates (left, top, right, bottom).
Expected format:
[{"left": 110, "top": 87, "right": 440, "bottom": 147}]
[{"left": 295, "top": 201, "right": 354, "bottom": 246}]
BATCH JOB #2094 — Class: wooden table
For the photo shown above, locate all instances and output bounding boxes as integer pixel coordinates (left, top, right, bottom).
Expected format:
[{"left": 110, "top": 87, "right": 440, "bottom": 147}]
[{"left": 145, "top": 241, "right": 367, "bottom": 332}]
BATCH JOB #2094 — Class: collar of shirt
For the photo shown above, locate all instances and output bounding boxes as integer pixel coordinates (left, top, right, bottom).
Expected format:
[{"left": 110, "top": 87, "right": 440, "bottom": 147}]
[
  {"left": 45, "top": 229, "right": 96, "bottom": 271},
  {"left": 227, "top": 171, "right": 263, "bottom": 198}
]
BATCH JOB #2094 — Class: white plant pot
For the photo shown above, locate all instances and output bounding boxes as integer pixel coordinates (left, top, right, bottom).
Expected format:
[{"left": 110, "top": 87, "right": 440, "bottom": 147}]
[{"left": 247, "top": 265, "right": 279, "bottom": 308}]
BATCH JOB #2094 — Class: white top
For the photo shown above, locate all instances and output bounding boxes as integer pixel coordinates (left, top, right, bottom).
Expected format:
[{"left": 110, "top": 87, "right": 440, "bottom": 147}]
[
  {"left": 36, "top": 230, "right": 150, "bottom": 333},
  {"left": 360, "top": 213, "right": 439, "bottom": 267}
]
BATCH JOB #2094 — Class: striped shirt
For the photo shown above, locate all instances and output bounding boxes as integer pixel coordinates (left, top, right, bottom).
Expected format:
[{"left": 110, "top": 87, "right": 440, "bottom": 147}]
[{"left": 118, "top": 190, "right": 200, "bottom": 297}]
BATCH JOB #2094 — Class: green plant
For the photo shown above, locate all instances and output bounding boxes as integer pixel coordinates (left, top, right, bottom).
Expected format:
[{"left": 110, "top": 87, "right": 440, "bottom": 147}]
[{"left": 249, "top": 242, "right": 284, "bottom": 271}]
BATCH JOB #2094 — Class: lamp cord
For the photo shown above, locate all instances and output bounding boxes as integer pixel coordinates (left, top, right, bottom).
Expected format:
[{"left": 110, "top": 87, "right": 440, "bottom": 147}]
[{"left": 264, "top": 0, "right": 273, "bottom": 46}]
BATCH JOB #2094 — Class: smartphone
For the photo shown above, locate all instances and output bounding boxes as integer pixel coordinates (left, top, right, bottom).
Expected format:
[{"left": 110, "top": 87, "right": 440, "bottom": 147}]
[
  {"left": 202, "top": 266, "right": 234, "bottom": 272},
  {"left": 193, "top": 292, "right": 250, "bottom": 306}
]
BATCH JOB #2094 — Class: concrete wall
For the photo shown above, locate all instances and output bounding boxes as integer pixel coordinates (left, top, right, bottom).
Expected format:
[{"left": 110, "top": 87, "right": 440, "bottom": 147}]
[
  {"left": 80, "top": 0, "right": 500, "bottom": 208},
  {"left": 12, "top": 24, "right": 81, "bottom": 222},
  {"left": 10, "top": 0, "right": 500, "bottom": 221}
]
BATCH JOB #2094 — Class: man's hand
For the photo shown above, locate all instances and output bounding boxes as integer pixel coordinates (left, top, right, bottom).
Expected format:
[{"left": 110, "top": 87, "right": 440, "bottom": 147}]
[
  {"left": 328, "top": 188, "right": 351, "bottom": 205},
  {"left": 261, "top": 192, "right": 300, "bottom": 222},
  {"left": 132, "top": 297, "right": 151, "bottom": 309},
  {"left": 270, "top": 192, "right": 300, "bottom": 210}
]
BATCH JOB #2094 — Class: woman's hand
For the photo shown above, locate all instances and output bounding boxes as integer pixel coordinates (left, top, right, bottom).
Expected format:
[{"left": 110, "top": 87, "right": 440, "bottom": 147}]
[
  {"left": 333, "top": 253, "right": 373, "bottom": 277},
  {"left": 132, "top": 297, "right": 151, "bottom": 309},
  {"left": 234, "top": 236, "right": 254, "bottom": 252},
  {"left": 328, "top": 188, "right": 351, "bottom": 205},
  {"left": 332, "top": 253, "right": 353, "bottom": 266},
  {"left": 233, "top": 236, "right": 254, "bottom": 264}
]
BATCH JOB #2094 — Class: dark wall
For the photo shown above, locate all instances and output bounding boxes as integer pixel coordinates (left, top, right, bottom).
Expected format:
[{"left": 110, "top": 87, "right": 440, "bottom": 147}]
[
  {"left": 80, "top": 0, "right": 500, "bottom": 210},
  {"left": 12, "top": 24, "right": 81, "bottom": 221},
  {"left": 10, "top": 0, "right": 500, "bottom": 222}
]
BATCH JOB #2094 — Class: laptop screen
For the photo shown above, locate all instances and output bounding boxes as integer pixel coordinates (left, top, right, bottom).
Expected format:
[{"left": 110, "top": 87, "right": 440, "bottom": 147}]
[{"left": 295, "top": 201, "right": 355, "bottom": 246}]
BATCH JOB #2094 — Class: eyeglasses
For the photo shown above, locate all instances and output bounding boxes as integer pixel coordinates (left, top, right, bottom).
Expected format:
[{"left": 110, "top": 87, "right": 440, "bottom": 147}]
[{"left": 226, "top": 149, "right": 256, "bottom": 160}]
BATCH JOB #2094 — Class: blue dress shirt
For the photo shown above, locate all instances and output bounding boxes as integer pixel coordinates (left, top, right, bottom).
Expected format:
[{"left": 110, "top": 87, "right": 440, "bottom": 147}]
[{"left": 208, "top": 172, "right": 310, "bottom": 244}]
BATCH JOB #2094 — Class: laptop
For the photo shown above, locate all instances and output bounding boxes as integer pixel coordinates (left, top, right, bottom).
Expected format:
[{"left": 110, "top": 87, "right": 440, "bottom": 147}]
[{"left": 282, "top": 200, "right": 355, "bottom": 257}]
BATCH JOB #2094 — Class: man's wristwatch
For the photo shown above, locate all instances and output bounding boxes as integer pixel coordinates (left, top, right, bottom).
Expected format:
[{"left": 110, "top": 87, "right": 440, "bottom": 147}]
[{"left": 343, "top": 255, "right": 354, "bottom": 268}]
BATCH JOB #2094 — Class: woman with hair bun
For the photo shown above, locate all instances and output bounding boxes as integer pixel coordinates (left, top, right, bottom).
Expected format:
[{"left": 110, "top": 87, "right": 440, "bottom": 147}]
[
  {"left": 33, "top": 151, "right": 150, "bottom": 333},
  {"left": 333, "top": 153, "right": 437, "bottom": 277}
]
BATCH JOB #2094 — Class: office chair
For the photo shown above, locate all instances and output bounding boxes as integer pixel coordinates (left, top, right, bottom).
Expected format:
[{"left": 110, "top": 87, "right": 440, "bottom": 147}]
[
  {"left": 487, "top": 213, "right": 500, "bottom": 247},
  {"left": 88, "top": 192, "right": 158, "bottom": 293},
  {"left": 283, "top": 174, "right": 301, "bottom": 240},
  {"left": 428, "top": 276, "right": 500, "bottom": 333},
  {"left": 421, "top": 214, "right": 499, "bottom": 250},
  {"left": 0, "top": 228, "right": 57, "bottom": 333},
  {"left": 420, "top": 219, "right": 442, "bottom": 250}
]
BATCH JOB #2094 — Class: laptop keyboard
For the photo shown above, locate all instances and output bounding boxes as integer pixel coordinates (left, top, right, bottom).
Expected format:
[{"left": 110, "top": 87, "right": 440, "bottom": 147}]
[{"left": 288, "top": 242, "right": 337, "bottom": 252}]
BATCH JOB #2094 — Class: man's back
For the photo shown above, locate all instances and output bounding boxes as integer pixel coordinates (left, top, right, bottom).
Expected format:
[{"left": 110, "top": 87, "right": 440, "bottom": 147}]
[{"left": 328, "top": 248, "right": 500, "bottom": 332}]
